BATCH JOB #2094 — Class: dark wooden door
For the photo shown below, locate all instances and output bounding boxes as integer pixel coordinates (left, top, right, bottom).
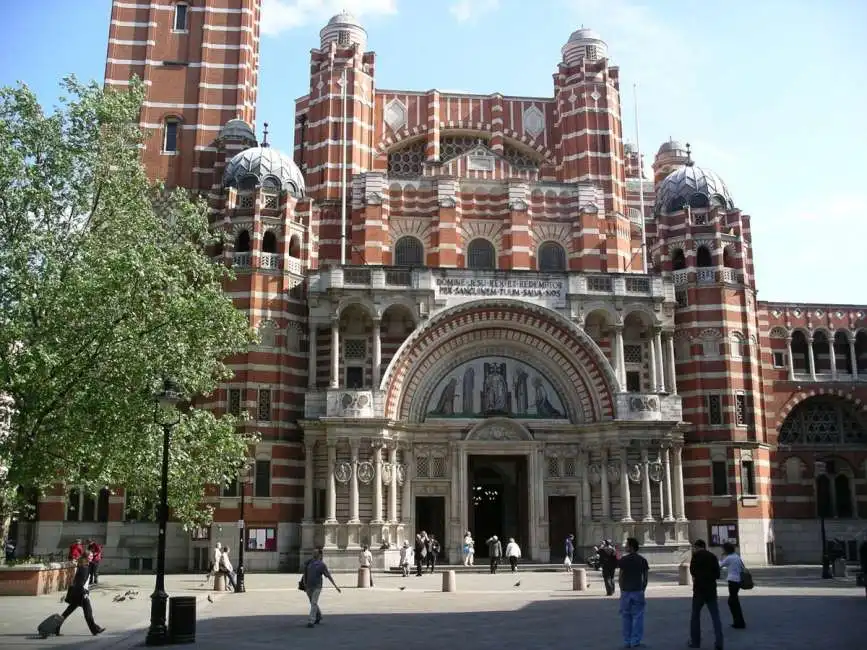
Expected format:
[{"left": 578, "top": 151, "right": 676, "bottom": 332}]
[
  {"left": 548, "top": 496, "right": 576, "bottom": 562},
  {"left": 415, "top": 496, "right": 446, "bottom": 561}
]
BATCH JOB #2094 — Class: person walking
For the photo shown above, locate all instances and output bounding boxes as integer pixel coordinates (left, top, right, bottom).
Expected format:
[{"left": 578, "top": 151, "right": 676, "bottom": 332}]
[
  {"left": 719, "top": 542, "right": 746, "bottom": 629},
  {"left": 58, "top": 553, "right": 105, "bottom": 636},
  {"left": 301, "top": 548, "right": 341, "bottom": 628},
  {"left": 600, "top": 541, "right": 619, "bottom": 596},
  {"left": 486, "top": 535, "right": 502, "bottom": 574},
  {"left": 414, "top": 534, "right": 427, "bottom": 577},
  {"left": 359, "top": 544, "right": 374, "bottom": 587},
  {"left": 463, "top": 531, "right": 475, "bottom": 566},
  {"left": 505, "top": 538, "right": 522, "bottom": 572},
  {"left": 565, "top": 534, "right": 575, "bottom": 564},
  {"left": 219, "top": 546, "right": 238, "bottom": 592},
  {"left": 427, "top": 535, "right": 440, "bottom": 573},
  {"left": 688, "top": 539, "right": 724, "bottom": 650},
  {"left": 618, "top": 537, "right": 649, "bottom": 649}
]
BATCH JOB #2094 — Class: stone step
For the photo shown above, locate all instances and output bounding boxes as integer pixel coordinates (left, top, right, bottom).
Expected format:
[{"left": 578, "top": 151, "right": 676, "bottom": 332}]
[{"left": 387, "top": 563, "right": 597, "bottom": 574}]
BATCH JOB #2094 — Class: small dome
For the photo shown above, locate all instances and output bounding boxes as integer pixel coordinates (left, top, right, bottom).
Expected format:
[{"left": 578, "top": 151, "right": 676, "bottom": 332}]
[
  {"left": 320, "top": 11, "right": 367, "bottom": 50},
  {"left": 216, "top": 119, "right": 257, "bottom": 145},
  {"left": 223, "top": 146, "right": 305, "bottom": 198},
  {"left": 654, "top": 164, "right": 734, "bottom": 216},
  {"left": 562, "top": 26, "right": 608, "bottom": 65},
  {"left": 657, "top": 138, "right": 686, "bottom": 157}
]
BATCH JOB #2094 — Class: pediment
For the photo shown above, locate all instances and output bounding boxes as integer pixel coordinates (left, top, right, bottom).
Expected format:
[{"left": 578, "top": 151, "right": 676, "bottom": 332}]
[{"left": 441, "top": 144, "right": 534, "bottom": 178}]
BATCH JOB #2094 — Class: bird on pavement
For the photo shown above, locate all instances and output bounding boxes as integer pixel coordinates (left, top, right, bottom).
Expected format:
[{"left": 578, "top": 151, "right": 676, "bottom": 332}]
[
  {"left": 399, "top": 586, "right": 406, "bottom": 591},
  {"left": 207, "top": 594, "right": 214, "bottom": 603},
  {"left": 514, "top": 581, "right": 521, "bottom": 587}
]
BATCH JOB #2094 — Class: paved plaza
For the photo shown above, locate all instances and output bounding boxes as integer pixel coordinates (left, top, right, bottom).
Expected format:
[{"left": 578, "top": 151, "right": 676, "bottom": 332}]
[{"left": 0, "top": 568, "right": 864, "bottom": 649}]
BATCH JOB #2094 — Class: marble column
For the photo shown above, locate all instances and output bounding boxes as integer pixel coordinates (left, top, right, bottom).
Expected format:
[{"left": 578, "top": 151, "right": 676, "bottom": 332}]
[
  {"left": 850, "top": 337, "right": 859, "bottom": 378},
  {"left": 619, "top": 447, "right": 633, "bottom": 522},
  {"left": 613, "top": 326, "right": 625, "bottom": 390},
  {"left": 617, "top": 326, "right": 627, "bottom": 388},
  {"left": 372, "top": 443, "right": 384, "bottom": 524},
  {"left": 325, "top": 441, "right": 337, "bottom": 523},
  {"left": 303, "top": 440, "right": 315, "bottom": 521},
  {"left": 828, "top": 339, "right": 837, "bottom": 379},
  {"left": 401, "top": 445, "right": 412, "bottom": 524},
  {"left": 786, "top": 337, "right": 795, "bottom": 380},
  {"left": 640, "top": 448, "right": 653, "bottom": 522},
  {"left": 663, "top": 446, "right": 675, "bottom": 522},
  {"left": 672, "top": 444, "right": 686, "bottom": 521},
  {"left": 388, "top": 444, "right": 398, "bottom": 523},
  {"left": 807, "top": 335, "right": 817, "bottom": 381},
  {"left": 647, "top": 339, "right": 658, "bottom": 394},
  {"left": 580, "top": 451, "right": 592, "bottom": 520},
  {"left": 654, "top": 329, "right": 666, "bottom": 392},
  {"left": 600, "top": 448, "right": 610, "bottom": 520},
  {"left": 329, "top": 317, "right": 340, "bottom": 389},
  {"left": 666, "top": 333, "right": 678, "bottom": 394},
  {"left": 307, "top": 326, "right": 317, "bottom": 389},
  {"left": 348, "top": 439, "right": 360, "bottom": 523},
  {"left": 372, "top": 318, "right": 382, "bottom": 388}
]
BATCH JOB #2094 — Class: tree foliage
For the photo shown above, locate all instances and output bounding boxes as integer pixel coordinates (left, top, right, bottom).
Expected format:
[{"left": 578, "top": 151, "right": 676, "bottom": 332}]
[{"left": 0, "top": 77, "right": 257, "bottom": 531}]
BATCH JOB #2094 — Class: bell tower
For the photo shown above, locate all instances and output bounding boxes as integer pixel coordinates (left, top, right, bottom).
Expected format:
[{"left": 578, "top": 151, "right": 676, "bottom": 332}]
[{"left": 104, "top": 0, "right": 261, "bottom": 190}]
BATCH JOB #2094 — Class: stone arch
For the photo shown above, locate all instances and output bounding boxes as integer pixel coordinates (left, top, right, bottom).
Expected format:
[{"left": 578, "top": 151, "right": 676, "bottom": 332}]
[
  {"left": 336, "top": 296, "right": 377, "bottom": 319},
  {"left": 622, "top": 304, "right": 661, "bottom": 328},
  {"left": 769, "top": 327, "right": 788, "bottom": 339},
  {"left": 775, "top": 390, "right": 867, "bottom": 438},
  {"left": 389, "top": 217, "right": 433, "bottom": 250},
  {"left": 380, "top": 299, "right": 618, "bottom": 423},
  {"left": 465, "top": 418, "right": 534, "bottom": 442}
]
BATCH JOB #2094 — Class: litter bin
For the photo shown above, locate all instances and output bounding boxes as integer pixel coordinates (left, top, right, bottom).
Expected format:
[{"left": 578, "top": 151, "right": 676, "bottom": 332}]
[{"left": 169, "top": 596, "right": 197, "bottom": 644}]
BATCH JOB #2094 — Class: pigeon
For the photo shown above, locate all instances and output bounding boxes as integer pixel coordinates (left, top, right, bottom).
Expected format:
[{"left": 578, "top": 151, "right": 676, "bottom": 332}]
[
  {"left": 514, "top": 581, "right": 521, "bottom": 587},
  {"left": 399, "top": 586, "right": 406, "bottom": 591},
  {"left": 207, "top": 594, "right": 214, "bottom": 603},
  {"left": 113, "top": 595, "right": 126, "bottom": 602}
]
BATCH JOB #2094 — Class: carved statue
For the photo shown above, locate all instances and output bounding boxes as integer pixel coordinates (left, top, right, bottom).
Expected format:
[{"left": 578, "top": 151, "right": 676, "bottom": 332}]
[
  {"left": 430, "top": 377, "right": 457, "bottom": 416},
  {"left": 533, "top": 376, "right": 563, "bottom": 418},
  {"left": 462, "top": 367, "right": 475, "bottom": 415},
  {"left": 482, "top": 362, "right": 509, "bottom": 414},
  {"left": 514, "top": 366, "right": 529, "bottom": 415}
]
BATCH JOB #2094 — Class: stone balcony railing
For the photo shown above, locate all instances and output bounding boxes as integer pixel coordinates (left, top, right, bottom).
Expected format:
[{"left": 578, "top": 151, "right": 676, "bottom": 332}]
[
  {"left": 790, "top": 371, "right": 866, "bottom": 384},
  {"left": 673, "top": 268, "right": 742, "bottom": 286},
  {"left": 614, "top": 393, "right": 683, "bottom": 422}
]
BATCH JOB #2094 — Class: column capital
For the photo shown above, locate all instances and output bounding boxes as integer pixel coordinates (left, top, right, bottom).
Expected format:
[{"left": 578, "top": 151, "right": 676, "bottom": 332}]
[
  {"left": 330, "top": 314, "right": 340, "bottom": 326},
  {"left": 349, "top": 437, "right": 360, "bottom": 453}
]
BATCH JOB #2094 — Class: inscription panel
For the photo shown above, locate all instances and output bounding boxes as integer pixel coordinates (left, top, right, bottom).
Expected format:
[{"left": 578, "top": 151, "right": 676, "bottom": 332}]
[{"left": 433, "top": 270, "right": 567, "bottom": 308}]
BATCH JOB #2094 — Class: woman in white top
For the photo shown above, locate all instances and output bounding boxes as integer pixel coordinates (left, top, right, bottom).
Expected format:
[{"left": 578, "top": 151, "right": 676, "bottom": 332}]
[
  {"left": 463, "top": 531, "right": 475, "bottom": 566},
  {"left": 399, "top": 541, "right": 411, "bottom": 577},
  {"left": 504, "top": 538, "right": 522, "bottom": 572},
  {"left": 358, "top": 544, "right": 374, "bottom": 587},
  {"left": 719, "top": 542, "right": 746, "bottom": 629}
]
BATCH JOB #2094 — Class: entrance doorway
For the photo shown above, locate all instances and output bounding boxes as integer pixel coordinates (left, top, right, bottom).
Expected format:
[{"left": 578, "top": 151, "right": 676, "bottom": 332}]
[
  {"left": 468, "top": 455, "right": 528, "bottom": 558},
  {"left": 547, "top": 496, "right": 576, "bottom": 562},
  {"left": 415, "top": 496, "right": 446, "bottom": 561}
]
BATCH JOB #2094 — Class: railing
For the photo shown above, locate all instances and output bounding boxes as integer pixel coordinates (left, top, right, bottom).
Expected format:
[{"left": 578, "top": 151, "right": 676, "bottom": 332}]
[
  {"left": 673, "top": 269, "right": 689, "bottom": 286},
  {"left": 696, "top": 268, "right": 716, "bottom": 284},
  {"left": 720, "top": 268, "right": 737, "bottom": 284},
  {"left": 286, "top": 257, "right": 303, "bottom": 275},
  {"left": 233, "top": 252, "right": 251, "bottom": 268},
  {"left": 260, "top": 253, "right": 280, "bottom": 270}
]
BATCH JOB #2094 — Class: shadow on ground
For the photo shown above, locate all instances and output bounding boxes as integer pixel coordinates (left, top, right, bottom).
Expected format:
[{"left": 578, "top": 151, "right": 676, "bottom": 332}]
[{"left": 117, "top": 592, "right": 866, "bottom": 650}]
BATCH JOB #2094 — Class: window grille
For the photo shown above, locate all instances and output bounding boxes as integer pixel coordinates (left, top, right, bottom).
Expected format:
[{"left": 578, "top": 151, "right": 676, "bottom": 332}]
[
  {"left": 416, "top": 456, "right": 430, "bottom": 478},
  {"left": 431, "top": 456, "right": 446, "bottom": 478},
  {"left": 344, "top": 339, "right": 367, "bottom": 360},
  {"left": 707, "top": 394, "right": 723, "bottom": 425},
  {"left": 394, "top": 236, "right": 424, "bottom": 266},
  {"left": 228, "top": 388, "right": 241, "bottom": 416},
  {"left": 547, "top": 457, "right": 560, "bottom": 478},
  {"left": 538, "top": 242, "right": 566, "bottom": 271},
  {"left": 467, "top": 239, "right": 496, "bottom": 270},
  {"left": 624, "top": 345, "right": 643, "bottom": 364},
  {"left": 387, "top": 141, "right": 425, "bottom": 177},
  {"left": 257, "top": 389, "right": 272, "bottom": 421}
]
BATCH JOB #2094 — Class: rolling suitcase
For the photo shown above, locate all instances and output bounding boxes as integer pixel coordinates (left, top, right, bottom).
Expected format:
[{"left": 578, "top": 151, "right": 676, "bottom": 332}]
[{"left": 37, "top": 613, "right": 63, "bottom": 639}]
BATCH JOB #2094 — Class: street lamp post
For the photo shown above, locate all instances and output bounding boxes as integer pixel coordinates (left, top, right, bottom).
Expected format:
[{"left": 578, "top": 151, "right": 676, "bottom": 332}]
[
  {"left": 146, "top": 379, "right": 183, "bottom": 646},
  {"left": 236, "top": 461, "right": 248, "bottom": 593},
  {"left": 815, "top": 458, "right": 832, "bottom": 579}
]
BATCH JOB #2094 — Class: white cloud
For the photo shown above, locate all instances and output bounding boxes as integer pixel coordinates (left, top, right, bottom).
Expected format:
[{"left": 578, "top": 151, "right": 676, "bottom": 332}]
[
  {"left": 449, "top": 0, "right": 500, "bottom": 23},
  {"left": 261, "top": 0, "right": 398, "bottom": 37}
]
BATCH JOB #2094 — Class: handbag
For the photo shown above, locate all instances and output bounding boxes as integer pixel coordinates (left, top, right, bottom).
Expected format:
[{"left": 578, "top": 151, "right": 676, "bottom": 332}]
[
  {"left": 297, "top": 578, "right": 306, "bottom": 592},
  {"left": 64, "top": 585, "right": 85, "bottom": 605},
  {"left": 739, "top": 558, "right": 754, "bottom": 590}
]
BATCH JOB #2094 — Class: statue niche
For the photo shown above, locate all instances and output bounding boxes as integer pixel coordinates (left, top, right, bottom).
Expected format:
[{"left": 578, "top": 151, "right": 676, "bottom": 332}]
[{"left": 426, "top": 356, "right": 566, "bottom": 420}]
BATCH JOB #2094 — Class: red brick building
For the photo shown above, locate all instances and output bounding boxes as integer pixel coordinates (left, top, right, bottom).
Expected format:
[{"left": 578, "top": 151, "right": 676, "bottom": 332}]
[{"left": 28, "top": 2, "right": 867, "bottom": 571}]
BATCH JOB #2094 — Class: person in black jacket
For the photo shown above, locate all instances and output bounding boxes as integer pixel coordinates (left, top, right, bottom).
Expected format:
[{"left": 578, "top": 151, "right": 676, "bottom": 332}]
[
  {"left": 600, "top": 540, "right": 619, "bottom": 596},
  {"left": 688, "top": 539, "right": 723, "bottom": 650},
  {"left": 59, "top": 553, "right": 105, "bottom": 636}
]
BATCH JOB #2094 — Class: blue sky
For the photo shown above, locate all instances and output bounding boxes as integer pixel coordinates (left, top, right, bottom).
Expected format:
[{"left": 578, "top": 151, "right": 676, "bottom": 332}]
[{"left": 2, "top": 0, "right": 865, "bottom": 304}]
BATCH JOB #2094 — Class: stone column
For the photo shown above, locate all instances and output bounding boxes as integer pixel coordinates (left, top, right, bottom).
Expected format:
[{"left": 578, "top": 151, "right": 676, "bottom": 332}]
[
  {"left": 372, "top": 442, "right": 383, "bottom": 524},
  {"left": 640, "top": 448, "right": 653, "bottom": 522},
  {"left": 666, "top": 333, "right": 678, "bottom": 394},
  {"left": 613, "top": 326, "right": 625, "bottom": 390},
  {"left": 329, "top": 317, "right": 340, "bottom": 389},
  {"left": 786, "top": 337, "right": 795, "bottom": 380},
  {"left": 850, "top": 337, "right": 859, "bottom": 378},
  {"left": 307, "top": 326, "right": 317, "bottom": 389},
  {"left": 617, "top": 326, "right": 627, "bottom": 388},
  {"left": 647, "top": 339, "right": 658, "bottom": 394},
  {"left": 807, "top": 334, "right": 817, "bottom": 381},
  {"left": 600, "top": 448, "right": 610, "bottom": 520},
  {"left": 654, "top": 329, "right": 666, "bottom": 392},
  {"left": 619, "top": 446, "right": 633, "bottom": 522},
  {"left": 672, "top": 444, "right": 687, "bottom": 521},
  {"left": 829, "top": 338, "right": 837, "bottom": 380},
  {"left": 580, "top": 450, "right": 592, "bottom": 520},
  {"left": 349, "top": 439, "right": 360, "bottom": 523},
  {"left": 372, "top": 318, "right": 382, "bottom": 388},
  {"left": 325, "top": 441, "right": 337, "bottom": 523},
  {"left": 388, "top": 444, "right": 398, "bottom": 523},
  {"left": 401, "top": 444, "right": 413, "bottom": 525},
  {"left": 303, "top": 440, "right": 315, "bottom": 521},
  {"left": 663, "top": 446, "right": 675, "bottom": 522}
]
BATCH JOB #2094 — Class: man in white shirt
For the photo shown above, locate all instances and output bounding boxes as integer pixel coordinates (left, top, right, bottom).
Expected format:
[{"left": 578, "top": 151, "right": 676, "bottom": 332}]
[{"left": 719, "top": 542, "right": 746, "bottom": 629}]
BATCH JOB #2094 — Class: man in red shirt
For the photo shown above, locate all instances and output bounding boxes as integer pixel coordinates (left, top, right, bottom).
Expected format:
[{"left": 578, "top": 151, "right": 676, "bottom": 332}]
[
  {"left": 69, "top": 539, "right": 84, "bottom": 561},
  {"left": 87, "top": 540, "right": 103, "bottom": 585}
]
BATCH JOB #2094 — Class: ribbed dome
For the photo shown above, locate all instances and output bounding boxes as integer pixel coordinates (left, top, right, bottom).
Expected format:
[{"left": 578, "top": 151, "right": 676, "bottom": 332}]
[
  {"left": 320, "top": 11, "right": 367, "bottom": 50},
  {"left": 327, "top": 10, "right": 362, "bottom": 27},
  {"left": 216, "top": 119, "right": 257, "bottom": 145},
  {"left": 654, "top": 164, "right": 734, "bottom": 216},
  {"left": 561, "top": 26, "right": 608, "bottom": 65},
  {"left": 223, "top": 146, "right": 305, "bottom": 198}
]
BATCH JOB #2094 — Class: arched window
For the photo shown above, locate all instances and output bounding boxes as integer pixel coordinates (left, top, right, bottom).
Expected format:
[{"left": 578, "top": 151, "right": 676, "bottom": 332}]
[
  {"left": 790, "top": 330, "right": 809, "bottom": 373},
  {"left": 779, "top": 396, "right": 867, "bottom": 445},
  {"left": 257, "top": 320, "right": 277, "bottom": 347},
  {"left": 163, "top": 118, "right": 180, "bottom": 153},
  {"left": 288, "top": 235, "right": 301, "bottom": 258},
  {"left": 833, "top": 332, "right": 852, "bottom": 374},
  {"left": 722, "top": 246, "right": 735, "bottom": 268},
  {"left": 538, "top": 242, "right": 567, "bottom": 272},
  {"left": 815, "top": 462, "right": 855, "bottom": 519},
  {"left": 262, "top": 231, "right": 278, "bottom": 254},
  {"left": 730, "top": 332, "right": 746, "bottom": 358},
  {"left": 696, "top": 245, "right": 712, "bottom": 267},
  {"left": 467, "top": 238, "right": 496, "bottom": 270},
  {"left": 234, "top": 230, "right": 251, "bottom": 252},
  {"left": 394, "top": 236, "right": 424, "bottom": 266},
  {"left": 813, "top": 331, "right": 831, "bottom": 372},
  {"left": 671, "top": 248, "right": 686, "bottom": 271}
]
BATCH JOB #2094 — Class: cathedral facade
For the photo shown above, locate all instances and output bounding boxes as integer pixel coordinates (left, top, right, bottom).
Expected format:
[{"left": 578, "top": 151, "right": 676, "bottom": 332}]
[{"left": 25, "top": 1, "right": 867, "bottom": 572}]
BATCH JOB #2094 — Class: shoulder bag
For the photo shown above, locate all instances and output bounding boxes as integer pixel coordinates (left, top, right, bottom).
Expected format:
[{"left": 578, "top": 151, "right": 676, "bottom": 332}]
[{"left": 739, "top": 557, "right": 754, "bottom": 590}]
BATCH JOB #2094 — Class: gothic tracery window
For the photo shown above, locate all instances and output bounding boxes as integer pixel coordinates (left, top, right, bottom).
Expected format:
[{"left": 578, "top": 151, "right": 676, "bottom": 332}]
[{"left": 778, "top": 397, "right": 867, "bottom": 445}]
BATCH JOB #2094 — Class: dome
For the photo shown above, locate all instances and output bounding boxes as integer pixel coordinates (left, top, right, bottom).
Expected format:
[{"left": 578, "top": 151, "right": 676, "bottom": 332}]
[
  {"left": 653, "top": 164, "right": 734, "bottom": 216},
  {"left": 320, "top": 11, "right": 367, "bottom": 50},
  {"left": 223, "top": 146, "right": 305, "bottom": 198},
  {"left": 562, "top": 26, "right": 608, "bottom": 65},
  {"left": 657, "top": 138, "right": 687, "bottom": 157},
  {"left": 216, "top": 118, "right": 257, "bottom": 145}
]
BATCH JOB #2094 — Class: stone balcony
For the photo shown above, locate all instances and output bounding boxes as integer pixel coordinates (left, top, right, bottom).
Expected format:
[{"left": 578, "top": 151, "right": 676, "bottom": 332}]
[
  {"left": 614, "top": 393, "right": 683, "bottom": 422},
  {"left": 672, "top": 267, "right": 741, "bottom": 286}
]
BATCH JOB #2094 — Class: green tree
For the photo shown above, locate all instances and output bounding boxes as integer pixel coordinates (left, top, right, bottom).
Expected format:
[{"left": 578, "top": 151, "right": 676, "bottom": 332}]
[{"left": 0, "top": 77, "right": 257, "bottom": 551}]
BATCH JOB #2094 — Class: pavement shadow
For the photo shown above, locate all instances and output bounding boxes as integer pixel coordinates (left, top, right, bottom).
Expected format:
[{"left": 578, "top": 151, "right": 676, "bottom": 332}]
[{"left": 123, "top": 592, "right": 867, "bottom": 650}]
